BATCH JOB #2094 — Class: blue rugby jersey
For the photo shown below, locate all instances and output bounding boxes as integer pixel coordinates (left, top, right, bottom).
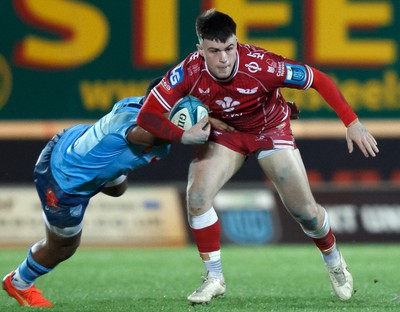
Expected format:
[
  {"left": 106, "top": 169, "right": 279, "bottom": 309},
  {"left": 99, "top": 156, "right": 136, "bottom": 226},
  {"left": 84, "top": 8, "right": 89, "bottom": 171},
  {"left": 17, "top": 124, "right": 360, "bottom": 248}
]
[{"left": 50, "top": 96, "right": 170, "bottom": 195}]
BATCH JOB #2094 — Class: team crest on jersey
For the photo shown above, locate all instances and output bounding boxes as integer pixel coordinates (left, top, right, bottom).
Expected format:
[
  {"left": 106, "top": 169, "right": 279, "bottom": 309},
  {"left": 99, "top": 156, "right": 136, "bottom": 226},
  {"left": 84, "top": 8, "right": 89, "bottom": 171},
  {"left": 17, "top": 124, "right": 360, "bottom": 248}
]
[
  {"left": 45, "top": 188, "right": 59, "bottom": 208},
  {"left": 266, "top": 59, "right": 277, "bottom": 74},
  {"left": 237, "top": 87, "right": 258, "bottom": 95},
  {"left": 215, "top": 97, "right": 240, "bottom": 112},
  {"left": 167, "top": 62, "right": 184, "bottom": 87},
  {"left": 284, "top": 63, "right": 307, "bottom": 85}
]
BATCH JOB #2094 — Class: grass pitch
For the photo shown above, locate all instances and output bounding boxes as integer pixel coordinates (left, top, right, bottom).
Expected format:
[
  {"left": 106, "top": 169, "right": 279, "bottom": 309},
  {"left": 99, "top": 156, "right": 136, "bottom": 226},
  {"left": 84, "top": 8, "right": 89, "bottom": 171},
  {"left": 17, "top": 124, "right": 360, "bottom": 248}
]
[{"left": 0, "top": 244, "right": 399, "bottom": 311}]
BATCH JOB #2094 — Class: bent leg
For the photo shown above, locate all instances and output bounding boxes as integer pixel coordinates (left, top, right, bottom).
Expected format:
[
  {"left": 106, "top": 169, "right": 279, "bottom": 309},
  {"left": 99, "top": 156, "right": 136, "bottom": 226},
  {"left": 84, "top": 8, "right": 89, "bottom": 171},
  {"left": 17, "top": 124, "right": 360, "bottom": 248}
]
[
  {"left": 3, "top": 225, "right": 82, "bottom": 307},
  {"left": 258, "top": 149, "right": 324, "bottom": 229},
  {"left": 13, "top": 226, "right": 81, "bottom": 288},
  {"left": 258, "top": 148, "right": 353, "bottom": 300}
]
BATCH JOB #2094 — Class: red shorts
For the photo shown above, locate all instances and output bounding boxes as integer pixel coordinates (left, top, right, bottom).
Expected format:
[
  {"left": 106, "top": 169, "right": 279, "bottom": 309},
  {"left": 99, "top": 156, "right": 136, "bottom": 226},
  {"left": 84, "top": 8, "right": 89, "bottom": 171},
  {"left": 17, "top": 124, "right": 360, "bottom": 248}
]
[{"left": 209, "top": 123, "right": 296, "bottom": 156}]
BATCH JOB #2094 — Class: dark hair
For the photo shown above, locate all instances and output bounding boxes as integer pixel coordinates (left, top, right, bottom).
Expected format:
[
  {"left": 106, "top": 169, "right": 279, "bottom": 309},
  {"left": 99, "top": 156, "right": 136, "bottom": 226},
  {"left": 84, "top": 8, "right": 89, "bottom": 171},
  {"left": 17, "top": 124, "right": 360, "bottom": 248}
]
[
  {"left": 195, "top": 9, "right": 236, "bottom": 43},
  {"left": 145, "top": 76, "right": 163, "bottom": 99}
]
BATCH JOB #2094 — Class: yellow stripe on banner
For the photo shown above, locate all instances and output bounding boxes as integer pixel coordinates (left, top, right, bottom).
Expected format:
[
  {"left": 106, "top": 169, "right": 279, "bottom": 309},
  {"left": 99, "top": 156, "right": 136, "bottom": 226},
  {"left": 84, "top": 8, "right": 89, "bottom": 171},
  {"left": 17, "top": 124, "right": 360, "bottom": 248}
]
[{"left": 0, "top": 120, "right": 399, "bottom": 139}]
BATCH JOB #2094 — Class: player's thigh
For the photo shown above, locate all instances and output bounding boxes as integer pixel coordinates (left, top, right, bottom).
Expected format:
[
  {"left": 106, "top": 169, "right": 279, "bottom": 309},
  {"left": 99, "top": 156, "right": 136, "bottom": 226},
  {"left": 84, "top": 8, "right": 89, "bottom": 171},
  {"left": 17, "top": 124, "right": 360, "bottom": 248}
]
[
  {"left": 258, "top": 149, "right": 317, "bottom": 215},
  {"left": 187, "top": 141, "right": 245, "bottom": 210}
]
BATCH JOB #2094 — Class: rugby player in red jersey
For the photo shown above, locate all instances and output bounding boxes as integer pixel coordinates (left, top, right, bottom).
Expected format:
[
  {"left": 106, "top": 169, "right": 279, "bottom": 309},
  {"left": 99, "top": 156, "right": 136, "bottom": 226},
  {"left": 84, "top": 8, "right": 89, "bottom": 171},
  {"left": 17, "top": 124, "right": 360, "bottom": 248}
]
[{"left": 137, "top": 9, "right": 379, "bottom": 304}]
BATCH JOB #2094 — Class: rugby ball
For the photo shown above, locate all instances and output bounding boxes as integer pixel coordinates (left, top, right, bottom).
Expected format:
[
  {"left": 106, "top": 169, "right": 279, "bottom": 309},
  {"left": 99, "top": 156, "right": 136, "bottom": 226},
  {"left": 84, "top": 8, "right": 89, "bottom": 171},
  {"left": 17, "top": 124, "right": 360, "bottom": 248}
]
[{"left": 169, "top": 96, "right": 208, "bottom": 130}]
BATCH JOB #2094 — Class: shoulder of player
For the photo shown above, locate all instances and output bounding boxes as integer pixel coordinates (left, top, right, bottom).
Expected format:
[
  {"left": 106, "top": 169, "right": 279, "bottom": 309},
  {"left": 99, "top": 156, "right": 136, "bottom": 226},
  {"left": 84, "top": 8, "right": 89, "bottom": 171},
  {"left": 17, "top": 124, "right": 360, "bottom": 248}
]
[
  {"left": 237, "top": 43, "right": 286, "bottom": 78},
  {"left": 238, "top": 43, "right": 283, "bottom": 65},
  {"left": 163, "top": 51, "right": 204, "bottom": 82},
  {"left": 183, "top": 51, "right": 205, "bottom": 73},
  {"left": 169, "top": 51, "right": 205, "bottom": 86},
  {"left": 154, "top": 51, "right": 206, "bottom": 105}
]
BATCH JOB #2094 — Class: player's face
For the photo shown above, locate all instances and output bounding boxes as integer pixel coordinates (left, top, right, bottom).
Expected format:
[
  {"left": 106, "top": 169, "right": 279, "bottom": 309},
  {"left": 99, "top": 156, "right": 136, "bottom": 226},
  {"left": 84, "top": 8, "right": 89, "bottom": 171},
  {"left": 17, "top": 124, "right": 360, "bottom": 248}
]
[{"left": 197, "top": 35, "right": 238, "bottom": 80}]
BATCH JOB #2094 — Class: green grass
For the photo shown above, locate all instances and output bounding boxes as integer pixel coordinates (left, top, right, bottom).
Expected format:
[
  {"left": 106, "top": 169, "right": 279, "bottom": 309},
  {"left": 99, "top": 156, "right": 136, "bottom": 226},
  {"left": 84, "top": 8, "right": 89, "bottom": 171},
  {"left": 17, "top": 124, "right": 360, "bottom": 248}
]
[{"left": 0, "top": 244, "right": 399, "bottom": 311}]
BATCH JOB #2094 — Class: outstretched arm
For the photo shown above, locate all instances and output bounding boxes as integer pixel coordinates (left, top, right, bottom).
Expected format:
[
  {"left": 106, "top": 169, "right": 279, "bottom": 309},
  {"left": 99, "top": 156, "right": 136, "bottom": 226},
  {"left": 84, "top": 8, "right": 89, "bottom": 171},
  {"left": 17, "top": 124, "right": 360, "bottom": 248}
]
[{"left": 311, "top": 68, "right": 379, "bottom": 157}]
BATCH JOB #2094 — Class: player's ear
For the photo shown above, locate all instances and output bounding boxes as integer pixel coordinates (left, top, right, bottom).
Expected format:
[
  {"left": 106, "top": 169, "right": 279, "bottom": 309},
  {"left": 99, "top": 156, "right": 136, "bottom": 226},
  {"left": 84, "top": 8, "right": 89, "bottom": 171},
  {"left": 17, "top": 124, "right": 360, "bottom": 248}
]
[{"left": 196, "top": 44, "right": 204, "bottom": 57}]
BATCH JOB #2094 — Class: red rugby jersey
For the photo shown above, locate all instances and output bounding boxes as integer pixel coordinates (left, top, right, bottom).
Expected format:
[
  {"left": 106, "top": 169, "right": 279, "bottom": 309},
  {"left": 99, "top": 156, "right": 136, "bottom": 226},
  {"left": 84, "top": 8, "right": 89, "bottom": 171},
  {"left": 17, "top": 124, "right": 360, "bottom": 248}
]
[{"left": 137, "top": 43, "right": 357, "bottom": 142}]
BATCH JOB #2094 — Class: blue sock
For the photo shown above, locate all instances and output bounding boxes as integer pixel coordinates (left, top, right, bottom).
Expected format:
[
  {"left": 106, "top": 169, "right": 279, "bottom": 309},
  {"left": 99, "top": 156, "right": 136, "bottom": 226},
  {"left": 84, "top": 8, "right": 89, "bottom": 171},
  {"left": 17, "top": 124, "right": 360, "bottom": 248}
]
[{"left": 18, "top": 249, "right": 52, "bottom": 283}]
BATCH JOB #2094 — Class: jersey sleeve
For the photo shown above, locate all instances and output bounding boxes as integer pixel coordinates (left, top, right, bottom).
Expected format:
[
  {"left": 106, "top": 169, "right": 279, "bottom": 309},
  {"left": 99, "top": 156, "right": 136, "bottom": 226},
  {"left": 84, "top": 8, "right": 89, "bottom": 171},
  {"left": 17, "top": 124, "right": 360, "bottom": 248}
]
[
  {"left": 310, "top": 67, "right": 357, "bottom": 126},
  {"left": 263, "top": 54, "right": 314, "bottom": 90},
  {"left": 261, "top": 53, "right": 357, "bottom": 126},
  {"left": 136, "top": 59, "right": 194, "bottom": 142},
  {"left": 137, "top": 91, "right": 184, "bottom": 142}
]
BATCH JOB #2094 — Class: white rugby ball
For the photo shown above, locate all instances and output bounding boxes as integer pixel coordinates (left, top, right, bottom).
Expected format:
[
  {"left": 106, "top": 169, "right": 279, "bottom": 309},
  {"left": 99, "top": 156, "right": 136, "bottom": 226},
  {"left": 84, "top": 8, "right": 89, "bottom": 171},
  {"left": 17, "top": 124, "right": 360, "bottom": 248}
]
[{"left": 169, "top": 96, "right": 208, "bottom": 130}]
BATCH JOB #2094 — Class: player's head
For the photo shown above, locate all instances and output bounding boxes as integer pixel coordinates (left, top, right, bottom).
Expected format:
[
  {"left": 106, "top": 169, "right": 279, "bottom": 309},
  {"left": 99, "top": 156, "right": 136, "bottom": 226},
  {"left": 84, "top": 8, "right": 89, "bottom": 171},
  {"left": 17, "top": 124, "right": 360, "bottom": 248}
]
[
  {"left": 196, "top": 9, "right": 236, "bottom": 44},
  {"left": 195, "top": 9, "right": 238, "bottom": 80},
  {"left": 145, "top": 76, "right": 163, "bottom": 99}
]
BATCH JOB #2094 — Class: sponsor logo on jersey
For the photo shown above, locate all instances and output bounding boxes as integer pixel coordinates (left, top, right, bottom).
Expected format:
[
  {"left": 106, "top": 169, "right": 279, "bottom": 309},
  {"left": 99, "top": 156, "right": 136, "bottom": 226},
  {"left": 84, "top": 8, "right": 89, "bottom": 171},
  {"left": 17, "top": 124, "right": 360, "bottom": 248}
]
[
  {"left": 70, "top": 204, "right": 83, "bottom": 217},
  {"left": 198, "top": 87, "right": 210, "bottom": 94},
  {"left": 277, "top": 62, "right": 285, "bottom": 77},
  {"left": 236, "top": 87, "right": 258, "bottom": 94},
  {"left": 168, "top": 62, "right": 184, "bottom": 87},
  {"left": 187, "top": 64, "right": 200, "bottom": 76},
  {"left": 216, "top": 97, "right": 240, "bottom": 112},
  {"left": 245, "top": 61, "right": 261, "bottom": 73},
  {"left": 188, "top": 51, "right": 200, "bottom": 63},
  {"left": 247, "top": 51, "right": 265, "bottom": 60},
  {"left": 266, "top": 59, "right": 277, "bottom": 67},
  {"left": 267, "top": 66, "right": 275, "bottom": 73},
  {"left": 284, "top": 63, "right": 307, "bottom": 85},
  {"left": 160, "top": 77, "right": 173, "bottom": 94},
  {"left": 266, "top": 59, "right": 278, "bottom": 74}
]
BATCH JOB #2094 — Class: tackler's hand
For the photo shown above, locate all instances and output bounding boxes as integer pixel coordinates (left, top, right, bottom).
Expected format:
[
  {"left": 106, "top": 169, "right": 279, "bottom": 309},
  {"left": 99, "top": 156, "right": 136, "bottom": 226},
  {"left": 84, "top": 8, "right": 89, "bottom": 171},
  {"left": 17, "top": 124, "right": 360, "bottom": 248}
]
[{"left": 287, "top": 101, "right": 300, "bottom": 120}]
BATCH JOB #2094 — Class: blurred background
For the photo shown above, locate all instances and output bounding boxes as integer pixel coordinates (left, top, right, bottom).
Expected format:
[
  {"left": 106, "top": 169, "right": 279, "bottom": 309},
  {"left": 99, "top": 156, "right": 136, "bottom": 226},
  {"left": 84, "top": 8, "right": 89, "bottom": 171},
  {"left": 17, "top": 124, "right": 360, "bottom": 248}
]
[{"left": 0, "top": 0, "right": 399, "bottom": 247}]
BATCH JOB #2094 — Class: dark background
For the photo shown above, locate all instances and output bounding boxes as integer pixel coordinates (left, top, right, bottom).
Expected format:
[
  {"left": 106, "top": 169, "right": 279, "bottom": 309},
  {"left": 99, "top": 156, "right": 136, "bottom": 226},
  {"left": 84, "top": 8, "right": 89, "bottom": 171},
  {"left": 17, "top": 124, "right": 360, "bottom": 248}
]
[{"left": 1, "top": 138, "right": 398, "bottom": 184}]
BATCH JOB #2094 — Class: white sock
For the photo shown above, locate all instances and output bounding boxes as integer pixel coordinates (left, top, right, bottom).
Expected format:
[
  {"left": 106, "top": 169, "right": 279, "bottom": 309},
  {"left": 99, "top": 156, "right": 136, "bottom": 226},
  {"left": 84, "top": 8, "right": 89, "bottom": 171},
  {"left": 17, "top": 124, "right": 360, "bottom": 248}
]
[
  {"left": 11, "top": 269, "right": 32, "bottom": 290},
  {"left": 202, "top": 251, "right": 223, "bottom": 279},
  {"left": 322, "top": 246, "right": 341, "bottom": 268}
]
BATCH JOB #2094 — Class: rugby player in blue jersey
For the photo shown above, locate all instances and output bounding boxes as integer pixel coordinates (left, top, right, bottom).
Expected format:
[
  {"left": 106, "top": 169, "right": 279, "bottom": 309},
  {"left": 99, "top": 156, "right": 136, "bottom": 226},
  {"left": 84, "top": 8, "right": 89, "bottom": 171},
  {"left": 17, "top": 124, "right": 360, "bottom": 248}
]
[{"left": 2, "top": 77, "right": 176, "bottom": 307}]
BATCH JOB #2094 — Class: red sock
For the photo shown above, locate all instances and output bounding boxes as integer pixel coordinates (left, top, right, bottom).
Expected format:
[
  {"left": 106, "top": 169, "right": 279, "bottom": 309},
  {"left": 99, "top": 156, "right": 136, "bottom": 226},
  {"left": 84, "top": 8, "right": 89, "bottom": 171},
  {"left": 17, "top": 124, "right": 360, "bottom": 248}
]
[
  {"left": 191, "top": 220, "right": 221, "bottom": 253},
  {"left": 312, "top": 228, "right": 336, "bottom": 253}
]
